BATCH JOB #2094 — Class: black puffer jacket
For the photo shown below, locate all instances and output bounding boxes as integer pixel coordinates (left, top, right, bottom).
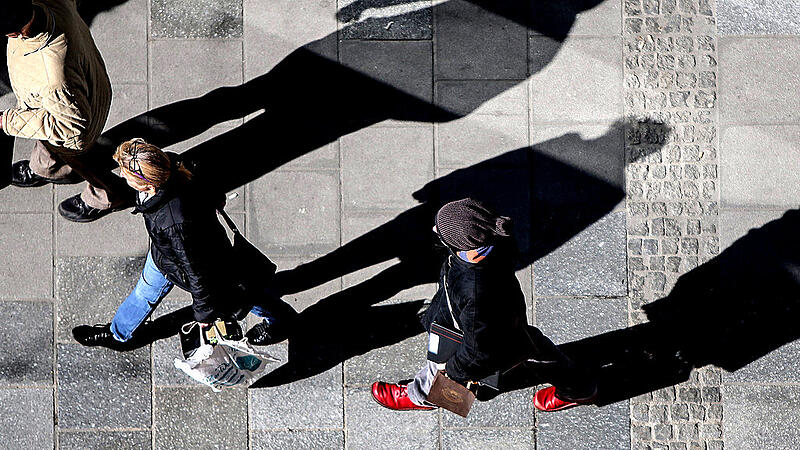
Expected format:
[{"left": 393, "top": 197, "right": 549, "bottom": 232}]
[
  {"left": 421, "top": 242, "right": 532, "bottom": 383},
  {"left": 134, "top": 154, "right": 239, "bottom": 322}
]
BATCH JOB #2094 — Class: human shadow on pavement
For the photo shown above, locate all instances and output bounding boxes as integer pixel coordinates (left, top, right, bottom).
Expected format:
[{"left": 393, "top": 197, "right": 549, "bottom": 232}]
[
  {"left": 499, "top": 208, "right": 800, "bottom": 405},
  {"left": 251, "top": 121, "right": 671, "bottom": 386}
]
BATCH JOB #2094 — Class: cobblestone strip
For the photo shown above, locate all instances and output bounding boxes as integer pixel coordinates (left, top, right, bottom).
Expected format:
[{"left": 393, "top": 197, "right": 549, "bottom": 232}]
[{"left": 623, "top": 1, "right": 723, "bottom": 449}]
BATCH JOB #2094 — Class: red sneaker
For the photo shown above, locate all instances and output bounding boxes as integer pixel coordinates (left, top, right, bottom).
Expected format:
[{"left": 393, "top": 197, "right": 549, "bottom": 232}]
[
  {"left": 371, "top": 382, "right": 436, "bottom": 411},
  {"left": 533, "top": 386, "right": 597, "bottom": 412}
]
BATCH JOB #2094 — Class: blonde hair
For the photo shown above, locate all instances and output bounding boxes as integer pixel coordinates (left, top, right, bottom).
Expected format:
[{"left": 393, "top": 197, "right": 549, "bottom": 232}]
[{"left": 113, "top": 138, "right": 191, "bottom": 189}]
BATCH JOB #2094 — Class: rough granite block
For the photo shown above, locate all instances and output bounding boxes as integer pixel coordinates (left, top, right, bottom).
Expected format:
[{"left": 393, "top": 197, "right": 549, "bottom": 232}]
[
  {"left": 56, "top": 256, "right": 144, "bottom": 341},
  {"left": 534, "top": 212, "right": 628, "bottom": 297},
  {"left": 0, "top": 388, "right": 54, "bottom": 449},
  {"left": 720, "top": 126, "right": 800, "bottom": 208},
  {"left": 0, "top": 301, "right": 52, "bottom": 385},
  {"left": 530, "top": 36, "right": 623, "bottom": 124},
  {"left": 441, "top": 388, "right": 535, "bottom": 428},
  {"left": 345, "top": 333, "right": 427, "bottom": 386},
  {"left": 346, "top": 386, "right": 437, "bottom": 449},
  {"left": 718, "top": 0, "right": 800, "bottom": 35},
  {"left": 537, "top": 400, "right": 629, "bottom": 450},
  {"left": 59, "top": 431, "right": 151, "bottom": 450},
  {"left": 154, "top": 387, "right": 247, "bottom": 449},
  {"left": 151, "top": 0, "right": 242, "bottom": 38},
  {"left": 342, "top": 126, "right": 434, "bottom": 211},
  {"left": 435, "top": 0, "right": 528, "bottom": 80},
  {"left": 536, "top": 297, "right": 627, "bottom": 344},
  {"left": 340, "top": 0, "right": 432, "bottom": 40},
  {"left": 724, "top": 384, "right": 800, "bottom": 449},
  {"left": 719, "top": 38, "right": 800, "bottom": 125},
  {"left": 442, "top": 429, "right": 534, "bottom": 450},
  {"left": 89, "top": 0, "right": 147, "bottom": 83},
  {"left": 248, "top": 171, "right": 340, "bottom": 255},
  {"left": 252, "top": 430, "right": 344, "bottom": 450},
  {"left": 57, "top": 344, "right": 150, "bottom": 429},
  {"left": 0, "top": 214, "right": 52, "bottom": 299}
]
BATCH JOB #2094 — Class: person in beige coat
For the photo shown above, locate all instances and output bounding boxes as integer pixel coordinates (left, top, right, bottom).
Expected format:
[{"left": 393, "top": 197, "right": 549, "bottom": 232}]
[{"left": 1, "top": 0, "right": 129, "bottom": 222}]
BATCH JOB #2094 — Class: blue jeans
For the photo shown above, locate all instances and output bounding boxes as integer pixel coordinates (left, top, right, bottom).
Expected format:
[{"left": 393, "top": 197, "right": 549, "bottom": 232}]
[{"left": 110, "top": 251, "right": 276, "bottom": 342}]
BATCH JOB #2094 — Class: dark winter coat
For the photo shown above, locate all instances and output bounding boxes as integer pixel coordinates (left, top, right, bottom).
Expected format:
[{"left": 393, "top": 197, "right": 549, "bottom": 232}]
[
  {"left": 421, "top": 242, "right": 533, "bottom": 383},
  {"left": 134, "top": 155, "right": 241, "bottom": 322}
]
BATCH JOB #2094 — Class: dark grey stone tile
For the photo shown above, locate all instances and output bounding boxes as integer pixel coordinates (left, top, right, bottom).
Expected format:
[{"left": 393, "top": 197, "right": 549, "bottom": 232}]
[
  {"left": 341, "top": 126, "right": 434, "bottom": 211},
  {"left": 340, "top": 41, "right": 433, "bottom": 103},
  {"left": 719, "top": 38, "right": 800, "bottom": 125},
  {"left": 530, "top": 36, "right": 622, "bottom": 124},
  {"left": 248, "top": 171, "right": 340, "bottom": 255},
  {"left": 89, "top": 0, "right": 147, "bottom": 83},
  {"left": 250, "top": 360, "right": 343, "bottom": 428},
  {"left": 252, "top": 430, "right": 344, "bottom": 450},
  {"left": 154, "top": 387, "right": 247, "bottom": 449},
  {"left": 0, "top": 301, "right": 52, "bottom": 385},
  {"left": 435, "top": 80, "right": 527, "bottom": 118},
  {"left": 345, "top": 333, "right": 427, "bottom": 386},
  {"left": 719, "top": 0, "right": 800, "bottom": 35},
  {"left": 441, "top": 388, "right": 535, "bottom": 428},
  {"left": 536, "top": 400, "right": 629, "bottom": 450},
  {"left": 0, "top": 140, "right": 52, "bottom": 213},
  {"left": 442, "top": 428, "right": 534, "bottom": 450},
  {"left": 59, "top": 431, "right": 151, "bottom": 450},
  {"left": 0, "top": 214, "right": 52, "bottom": 299},
  {"left": 151, "top": 0, "right": 243, "bottom": 38},
  {"left": 434, "top": 0, "right": 527, "bottom": 80},
  {"left": 724, "top": 384, "right": 800, "bottom": 449},
  {"left": 534, "top": 212, "right": 627, "bottom": 297},
  {"left": 57, "top": 344, "right": 150, "bottom": 428},
  {"left": 56, "top": 256, "right": 144, "bottom": 341},
  {"left": 719, "top": 210, "right": 786, "bottom": 251},
  {"left": 437, "top": 114, "right": 528, "bottom": 169},
  {"left": 720, "top": 126, "right": 800, "bottom": 208},
  {"left": 723, "top": 340, "right": 800, "bottom": 383},
  {"left": 340, "top": 0, "right": 432, "bottom": 40},
  {"left": 0, "top": 388, "right": 53, "bottom": 448},
  {"left": 536, "top": 297, "right": 627, "bottom": 344},
  {"left": 150, "top": 297, "right": 196, "bottom": 386},
  {"left": 346, "top": 386, "right": 437, "bottom": 449}
]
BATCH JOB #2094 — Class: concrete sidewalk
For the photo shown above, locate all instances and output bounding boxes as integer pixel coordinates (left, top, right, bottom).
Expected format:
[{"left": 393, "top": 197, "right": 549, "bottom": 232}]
[{"left": 0, "top": 0, "right": 798, "bottom": 448}]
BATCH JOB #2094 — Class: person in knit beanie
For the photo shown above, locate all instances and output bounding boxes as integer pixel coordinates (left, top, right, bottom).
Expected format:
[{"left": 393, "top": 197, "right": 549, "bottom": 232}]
[{"left": 371, "top": 198, "right": 598, "bottom": 413}]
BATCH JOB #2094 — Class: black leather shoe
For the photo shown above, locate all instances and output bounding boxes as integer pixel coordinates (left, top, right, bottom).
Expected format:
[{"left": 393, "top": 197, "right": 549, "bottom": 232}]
[
  {"left": 58, "top": 194, "right": 114, "bottom": 223},
  {"left": 246, "top": 319, "right": 287, "bottom": 345},
  {"left": 72, "top": 323, "right": 118, "bottom": 347},
  {"left": 11, "top": 160, "right": 81, "bottom": 187}
]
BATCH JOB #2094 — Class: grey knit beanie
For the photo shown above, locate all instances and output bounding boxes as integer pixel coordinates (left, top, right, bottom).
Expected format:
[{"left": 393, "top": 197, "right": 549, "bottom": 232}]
[{"left": 435, "top": 198, "right": 512, "bottom": 250}]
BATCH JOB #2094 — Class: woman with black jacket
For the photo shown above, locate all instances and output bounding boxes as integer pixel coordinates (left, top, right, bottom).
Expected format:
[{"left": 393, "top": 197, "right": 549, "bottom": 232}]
[{"left": 73, "top": 138, "right": 291, "bottom": 347}]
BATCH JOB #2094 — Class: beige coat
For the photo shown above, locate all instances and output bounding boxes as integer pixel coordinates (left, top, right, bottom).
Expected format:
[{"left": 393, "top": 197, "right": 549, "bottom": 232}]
[{"left": 2, "top": 0, "right": 112, "bottom": 152}]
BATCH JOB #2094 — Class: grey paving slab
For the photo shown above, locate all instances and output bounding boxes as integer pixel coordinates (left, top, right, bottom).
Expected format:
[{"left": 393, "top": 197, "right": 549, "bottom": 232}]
[
  {"left": 341, "top": 126, "right": 433, "bottom": 211},
  {"left": 340, "top": 41, "right": 433, "bottom": 103},
  {"left": 243, "top": 0, "right": 337, "bottom": 79},
  {"left": 536, "top": 400, "right": 630, "bottom": 450},
  {"left": 724, "top": 384, "right": 800, "bottom": 450},
  {"left": 0, "top": 214, "right": 52, "bottom": 299},
  {"left": 154, "top": 387, "right": 247, "bottom": 449},
  {"left": 719, "top": 209, "right": 786, "bottom": 250},
  {"left": 89, "top": 0, "right": 147, "bottom": 84},
  {"left": 57, "top": 344, "right": 150, "bottom": 429},
  {"left": 340, "top": 0, "right": 432, "bottom": 40},
  {"left": 55, "top": 187, "right": 148, "bottom": 257},
  {"left": 345, "top": 333, "right": 427, "bottom": 386},
  {"left": 151, "top": 0, "right": 243, "bottom": 38},
  {"left": 434, "top": 0, "right": 528, "bottom": 80},
  {"left": 533, "top": 212, "right": 628, "bottom": 297},
  {"left": 441, "top": 428, "right": 534, "bottom": 450},
  {"left": 150, "top": 297, "right": 195, "bottom": 387},
  {"left": 248, "top": 171, "right": 340, "bottom": 255},
  {"left": 529, "top": 0, "right": 621, "bottom": 36},
  {"left": 441, "top": 388, "right": 535, "bottom": 428},
  {"left": 723, "top": 340, "right": 800, "bottom": 383},
  {"left": 270, "top": 255, "right": 343, "bottom": 312},
  {"left": 105, "top": 83, "right": 149, "bottom": 131},
  {"left": 346, "top": 386, "right": 437, "bottom": 449},
  {"left": 0, "top": 301, "right": 52, "bottom": 385},
  {"left": 536, "top": 297, "right": 628, "bottom": 344},
  {"left": 530, "top": 37, "right": 623, "bottom": 124},
  {"left": 718, "top": 0, "right": 800, "bottom": 35},
  {"left": 437, "top": 114, "right": 528, "bottom": 169},
  {"left": 0, "top": 140, "right": 52, "bottom": 213},
  {"left": 59, "top": 431, "right": 151, "bottom": 450},
  {"left": 160, "top": 124, "right": 237, "bottom": 155},
  {"left": 279, "top": 140, "right": 339, "bottom": 170},
  {"left": 0, "top": 388, "right": 53, "bottom": 449},
  {"left": 250, "top": 361, "right": 343, "bottom": 429},
  {"left": 56, "top": 256, "right": 144, "bottom": 341},
  {"left": 340, "top": 258, "right": 437, "bottom": 301},
  {"left": 435, "top": 80, "right": 528, "bottom": 118},
  {"left": 720, "top": 126, "right": 800, "bottom": 208},
  {"left": 149, "top": 40, "right": 244, "bottom": 110},
  {"left": 719, "top": 38, "right": 800, "bottom": 125},
  {"left": 252, "top": 430, "right": 344, "bottom": 450}
]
